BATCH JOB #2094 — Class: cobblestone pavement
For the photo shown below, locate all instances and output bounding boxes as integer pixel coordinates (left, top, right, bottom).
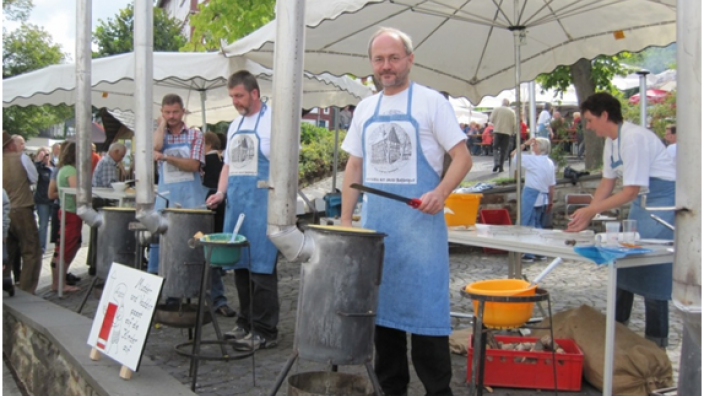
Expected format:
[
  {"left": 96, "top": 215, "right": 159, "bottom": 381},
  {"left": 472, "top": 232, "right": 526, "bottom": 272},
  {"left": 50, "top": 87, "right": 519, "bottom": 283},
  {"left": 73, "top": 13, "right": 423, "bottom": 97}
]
[{"left": 43, "top": 243, "right": 682, "bottom": 396}]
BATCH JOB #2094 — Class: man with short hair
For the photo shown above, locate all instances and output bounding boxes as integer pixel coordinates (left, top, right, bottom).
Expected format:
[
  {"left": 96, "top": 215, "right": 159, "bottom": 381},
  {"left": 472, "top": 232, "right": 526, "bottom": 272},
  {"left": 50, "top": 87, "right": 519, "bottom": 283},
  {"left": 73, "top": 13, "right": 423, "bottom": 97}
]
[
  {"left": 664, "top": 124, "right": 676, "bottom": 160},
  {"left": 2, "top": 132, "right": 42, "bottom": 293},
  {"left": 536, "top": 103, "right": 553, "bottom": 139},
  {"left": 92, "top": 143, "right": 127, "bottom": 188},
  {"left": 206, "top": 70, "right": 282, "bottom": 351},
  {"left": 489, "top": 98, "right": 515, "bottom": 173},
  {"left": 51, "top": 142, "right": 61, "bottom": 166},
  {"left": 151, "top": 94, "right": 235, "bottom": 317},
  {"left": 11, "top": 135, "right": 38, "bottom": 184},
  {"left": 340, "top": 27, "right": 472, "bottom": 396}
]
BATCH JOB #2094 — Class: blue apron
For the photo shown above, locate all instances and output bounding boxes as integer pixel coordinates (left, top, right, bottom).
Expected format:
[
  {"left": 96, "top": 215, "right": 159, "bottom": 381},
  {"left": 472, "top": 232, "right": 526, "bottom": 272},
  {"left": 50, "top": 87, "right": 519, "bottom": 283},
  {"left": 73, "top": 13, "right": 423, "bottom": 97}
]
[
  {"left": 361, "top": 83, "right": 451, "bottom": 336},
  {"left": 617, "top": 177, "right": 675, "bottom": 300},
  {"left": 609, "top": 125, "right": 674, "bottom": 300},
  {"left": 148, "top": 133, "right": 208, "bottom": 274},
  {"left": 520, "top": 186, "right": 547, "bottom": 228},
  {"left": 222, "top": 103, "right": 278, "bottom": 274},
  {"left": 536, "top": 120, "right": 549, "bottom": 138}
]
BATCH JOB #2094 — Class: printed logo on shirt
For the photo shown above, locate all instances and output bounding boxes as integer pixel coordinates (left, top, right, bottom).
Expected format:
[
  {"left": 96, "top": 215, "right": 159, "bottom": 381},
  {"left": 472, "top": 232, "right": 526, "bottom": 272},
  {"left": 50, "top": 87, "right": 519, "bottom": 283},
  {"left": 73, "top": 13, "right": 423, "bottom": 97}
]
[
  {"left": 229, "top": 134, "right": 259, "bottom": 176},
  {"left": 364, "top": 118, "right": 417, "bottom": 184}
]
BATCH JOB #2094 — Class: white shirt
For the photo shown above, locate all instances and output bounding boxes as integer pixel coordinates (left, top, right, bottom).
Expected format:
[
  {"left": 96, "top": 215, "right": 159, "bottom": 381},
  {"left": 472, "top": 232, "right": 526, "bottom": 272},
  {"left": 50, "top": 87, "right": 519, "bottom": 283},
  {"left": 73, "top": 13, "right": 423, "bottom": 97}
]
[
  {"left": 224, "top": 104, "right": 272, "bottom": 162},
  {"left": 602, "top": 122, "right": 676, "bottom": 190},
  {"left": 21, "top": 153, "right": 38, "bottom": 184},
  {"left": 666, "top": 143, "right": 676, "bottom": 161},
  {"left": 342, "top": 83, "right": 466, "bottom": 176},
  {"left": 513, "top": 152, "right": 556, "bottom": 206},
  {"left": 537, "top": 110, "right": 551, "bottom": 129}
]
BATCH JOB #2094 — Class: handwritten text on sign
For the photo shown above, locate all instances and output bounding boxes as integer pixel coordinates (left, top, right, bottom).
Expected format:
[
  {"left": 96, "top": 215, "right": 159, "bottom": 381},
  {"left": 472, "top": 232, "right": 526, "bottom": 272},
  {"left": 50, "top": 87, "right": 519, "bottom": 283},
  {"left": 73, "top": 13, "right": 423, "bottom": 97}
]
[{"left": 87, "top": 263, "right": 163, "bottom": 371}]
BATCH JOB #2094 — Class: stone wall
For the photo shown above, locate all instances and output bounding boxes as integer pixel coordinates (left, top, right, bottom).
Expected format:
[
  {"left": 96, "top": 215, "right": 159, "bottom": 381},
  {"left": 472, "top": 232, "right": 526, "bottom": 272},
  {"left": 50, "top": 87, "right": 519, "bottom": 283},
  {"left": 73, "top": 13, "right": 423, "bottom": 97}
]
[{"left": 3, "top": 291, "right": 196, "bottom": 396}]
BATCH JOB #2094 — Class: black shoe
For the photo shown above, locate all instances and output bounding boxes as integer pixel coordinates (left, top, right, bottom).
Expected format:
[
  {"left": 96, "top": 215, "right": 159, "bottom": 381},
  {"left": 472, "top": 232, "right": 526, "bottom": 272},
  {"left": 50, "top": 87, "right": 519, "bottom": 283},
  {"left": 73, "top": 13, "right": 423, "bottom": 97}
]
[
  {"left": 498, "top": 167, "right": 504, "bottom": 173},
  {"left": 66, "top": 272, "right": 81, "bottom": 282},
  {"left": 214, "top": 304, "right": 237, "bottom": 317},
  {"left": 492, "top": 166, "right": 498, "bottom": 172}
]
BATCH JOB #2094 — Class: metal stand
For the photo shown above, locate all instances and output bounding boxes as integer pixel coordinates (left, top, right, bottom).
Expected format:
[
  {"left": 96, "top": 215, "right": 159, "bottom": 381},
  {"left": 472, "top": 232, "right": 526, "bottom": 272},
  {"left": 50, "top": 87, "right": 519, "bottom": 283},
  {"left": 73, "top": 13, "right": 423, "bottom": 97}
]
[
  {"left": 267, "top": 353, "right": 384, "bottom": 396},
  {"left": 462, "top": 288, "right": 557, "bottom": 396},
  {"left": 178, "top": 238, "right": 254, "bottom": 392}
]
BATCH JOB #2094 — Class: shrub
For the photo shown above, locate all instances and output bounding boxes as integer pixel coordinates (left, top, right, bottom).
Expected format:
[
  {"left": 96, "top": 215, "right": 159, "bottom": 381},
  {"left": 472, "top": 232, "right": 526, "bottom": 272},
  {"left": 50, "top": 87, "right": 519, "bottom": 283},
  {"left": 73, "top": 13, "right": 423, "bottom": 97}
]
[{"left": 298, "top": 124, "right": 349, "bottom": 187}]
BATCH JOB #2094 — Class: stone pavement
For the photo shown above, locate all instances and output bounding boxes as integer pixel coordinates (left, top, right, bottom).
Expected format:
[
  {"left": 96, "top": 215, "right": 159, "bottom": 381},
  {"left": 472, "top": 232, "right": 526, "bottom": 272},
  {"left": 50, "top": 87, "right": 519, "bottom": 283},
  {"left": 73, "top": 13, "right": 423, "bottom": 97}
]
[{"left": 40, "top": 242, "right": 682, "bottom": 396}]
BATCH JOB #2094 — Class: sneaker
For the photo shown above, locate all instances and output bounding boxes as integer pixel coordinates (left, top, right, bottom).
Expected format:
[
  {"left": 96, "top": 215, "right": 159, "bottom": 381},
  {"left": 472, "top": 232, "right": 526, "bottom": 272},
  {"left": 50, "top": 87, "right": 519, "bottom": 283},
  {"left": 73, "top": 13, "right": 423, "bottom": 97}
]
[
  {"left": 214, "top": 304, "right": 236, "bottom": 317},
  {"left": 224, "top": 326, "right": 249, "bottom": 340},
  {"left": 521, "top": 256, "right": 535, "bottom": 263},
  {"left": 536, "top": 255, "right": 548, "bottom": 261},
  {"left": 232, "top": 333, "right": 277, "bottom": 351}
]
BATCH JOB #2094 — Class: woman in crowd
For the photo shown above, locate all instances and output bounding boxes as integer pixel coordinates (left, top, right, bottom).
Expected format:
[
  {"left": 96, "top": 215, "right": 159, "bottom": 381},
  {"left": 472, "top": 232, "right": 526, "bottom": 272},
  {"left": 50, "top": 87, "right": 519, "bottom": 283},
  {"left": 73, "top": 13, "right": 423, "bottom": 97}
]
[
  {"left": 512, "top": 137, "right": 555, "bottom": 262},
  {"left": 47, "top": 142, "right": 81, "bottom": 293},
  {"left": 34, "top": 146, "right": 53, "bottom": 254}
]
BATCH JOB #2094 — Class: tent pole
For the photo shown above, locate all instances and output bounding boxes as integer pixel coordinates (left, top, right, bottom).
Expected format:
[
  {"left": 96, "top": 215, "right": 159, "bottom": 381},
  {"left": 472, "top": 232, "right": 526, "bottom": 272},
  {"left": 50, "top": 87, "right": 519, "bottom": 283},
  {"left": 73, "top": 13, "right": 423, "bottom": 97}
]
[
  {"left": 637, "top": 70, "right": 650, "bottom": 126},
  {"left": 509, "top": 0, "right": 524, "bottom": 280},
  {"left": 200, "top": 90, "right": 207, "bottom": 132},
  {"left": 528, "top": 81, "right": 536, "bottom": 138},
  {"left": 675, "top": 0, "right": 702, "bottom": 393},
  {"left": 332, "top": 106, "right": 340, "bottom": 192}
]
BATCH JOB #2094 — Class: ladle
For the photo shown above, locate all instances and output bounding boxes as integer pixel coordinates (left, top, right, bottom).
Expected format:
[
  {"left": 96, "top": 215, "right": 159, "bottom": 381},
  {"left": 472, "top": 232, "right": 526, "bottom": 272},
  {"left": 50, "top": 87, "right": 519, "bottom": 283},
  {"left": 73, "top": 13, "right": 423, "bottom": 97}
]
[
  {"left": 528, "top": 257, "right": 564, "bottom": 288},
  {"left": 230, "top": 213, "right": 245, "bottom": 243}
]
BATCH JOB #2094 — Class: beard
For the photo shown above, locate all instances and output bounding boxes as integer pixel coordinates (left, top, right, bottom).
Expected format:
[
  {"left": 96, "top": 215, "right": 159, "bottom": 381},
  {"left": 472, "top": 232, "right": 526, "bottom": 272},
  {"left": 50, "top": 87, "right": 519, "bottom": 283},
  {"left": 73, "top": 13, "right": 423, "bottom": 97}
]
[
  {"left": 235, "top": 104, "right": 250, "bottom": 116},
  {"left": 377, "top": 69, "right": 409, "bottom": 89}
]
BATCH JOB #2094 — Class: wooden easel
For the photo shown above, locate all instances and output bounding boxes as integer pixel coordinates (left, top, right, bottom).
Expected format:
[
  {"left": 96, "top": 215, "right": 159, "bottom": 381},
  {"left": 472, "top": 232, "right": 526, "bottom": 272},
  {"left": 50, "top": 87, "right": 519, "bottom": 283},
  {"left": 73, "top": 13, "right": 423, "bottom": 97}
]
[{"left": 90, "top": 347, "right": 133, "bottom": 380}]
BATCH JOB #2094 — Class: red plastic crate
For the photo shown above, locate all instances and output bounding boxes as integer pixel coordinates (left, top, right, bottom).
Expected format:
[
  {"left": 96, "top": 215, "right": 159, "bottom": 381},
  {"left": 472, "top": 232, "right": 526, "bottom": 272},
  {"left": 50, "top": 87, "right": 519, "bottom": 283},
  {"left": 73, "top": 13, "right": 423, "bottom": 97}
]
[
  {"left": 467, "top": 335, "right": 584, "bottom": 391},
  {"left": 479, "top": 209, "right": 512, "bottom": 254}
]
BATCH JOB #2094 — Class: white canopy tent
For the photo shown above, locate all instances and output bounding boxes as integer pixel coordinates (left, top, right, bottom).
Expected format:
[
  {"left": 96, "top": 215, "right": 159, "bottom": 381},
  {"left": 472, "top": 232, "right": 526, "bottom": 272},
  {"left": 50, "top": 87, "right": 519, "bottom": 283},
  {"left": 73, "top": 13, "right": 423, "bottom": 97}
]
[{"left": 2, "top": 51, "right": 373, "bottom": 128}]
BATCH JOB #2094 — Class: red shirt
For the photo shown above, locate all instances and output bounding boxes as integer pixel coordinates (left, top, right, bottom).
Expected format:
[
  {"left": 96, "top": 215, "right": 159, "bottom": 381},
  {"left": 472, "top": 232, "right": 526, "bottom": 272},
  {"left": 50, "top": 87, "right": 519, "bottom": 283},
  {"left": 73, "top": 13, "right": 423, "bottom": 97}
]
[
  {"left": 482, "top": 126, "right": 494, "bottom": 145},
  {"left": 520, "top": 122, "right": 528, "bottom": 140},
  {"left": 91, "top": 152, "right": 101, "bottom": 172}
]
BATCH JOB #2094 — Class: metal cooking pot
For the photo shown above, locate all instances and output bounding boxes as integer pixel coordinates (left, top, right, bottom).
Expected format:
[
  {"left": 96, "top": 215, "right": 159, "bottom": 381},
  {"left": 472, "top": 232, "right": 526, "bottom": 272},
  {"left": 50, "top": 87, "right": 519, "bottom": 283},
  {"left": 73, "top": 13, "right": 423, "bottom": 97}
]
[
  {"left": 97, "top": 207, "right": 137, "bottom": 279},
  {"left": 295, "top": 225, "right": 386, "bottom": 365},
  {"left": 159, "top": 208, "right": 214, "bottom": 298}
]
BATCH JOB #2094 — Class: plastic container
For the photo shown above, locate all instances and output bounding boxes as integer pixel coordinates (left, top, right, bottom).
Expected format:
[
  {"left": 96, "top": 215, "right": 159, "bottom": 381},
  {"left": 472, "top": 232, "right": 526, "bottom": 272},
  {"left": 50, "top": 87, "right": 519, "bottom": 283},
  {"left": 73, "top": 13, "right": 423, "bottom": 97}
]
[
  {"left": 479, "top": 209, "right": 512, "bottom": 253},
  {"left": 467, "top": 335, "right": 584, "bottom": 391},
  {"left": 323, "top": 193, "right": 342, "bottom": 218},
  {"left": 444, "top": 193, "right": 482, "bottom": 226},
  {"left": 200, "top": 233, "right": 247, "bottom": 267},
  {"left": 465, "top": 279, "right": 536, "bottom": 328}
]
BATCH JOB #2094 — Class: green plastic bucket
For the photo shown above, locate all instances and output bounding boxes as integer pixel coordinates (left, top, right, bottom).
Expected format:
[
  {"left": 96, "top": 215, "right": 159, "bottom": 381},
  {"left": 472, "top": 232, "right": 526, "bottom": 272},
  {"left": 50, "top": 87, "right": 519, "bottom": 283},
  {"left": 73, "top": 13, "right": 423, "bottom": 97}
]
[{"left": 200, "top": 233, "right": 247, "bottom": 267}]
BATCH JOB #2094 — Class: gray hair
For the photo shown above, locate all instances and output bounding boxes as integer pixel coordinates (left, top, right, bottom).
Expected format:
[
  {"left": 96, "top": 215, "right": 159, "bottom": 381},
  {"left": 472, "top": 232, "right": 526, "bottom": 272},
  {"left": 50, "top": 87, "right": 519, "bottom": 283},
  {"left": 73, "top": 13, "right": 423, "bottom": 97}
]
[
  {"left": 368, "top": 27, "right": 414, "bottom": 57},
  {"left": 534, "top": 137, "right": 551, "bottom": 155},
  {"left": 502, "top": 98, "right": 510, "bottom": 106},
  {"left": 108, "top": 142, "right": 126, "bottom": 154}
]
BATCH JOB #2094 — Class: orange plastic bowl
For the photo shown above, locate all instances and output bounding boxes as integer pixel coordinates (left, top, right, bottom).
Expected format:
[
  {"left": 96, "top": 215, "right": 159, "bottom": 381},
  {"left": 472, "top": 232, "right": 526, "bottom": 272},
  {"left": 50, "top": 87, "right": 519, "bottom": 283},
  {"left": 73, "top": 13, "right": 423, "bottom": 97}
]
[{"left": 465, "top": 279, "right": 537, "bottom": 329}]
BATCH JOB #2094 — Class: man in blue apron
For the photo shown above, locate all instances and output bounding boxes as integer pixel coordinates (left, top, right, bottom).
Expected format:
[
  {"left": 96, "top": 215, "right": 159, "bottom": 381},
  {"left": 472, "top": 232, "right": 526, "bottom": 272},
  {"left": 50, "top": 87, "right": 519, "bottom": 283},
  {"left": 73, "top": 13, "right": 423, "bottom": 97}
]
[
  {"left": 340, "top": 28, "right": 472, "bottom": 396},
  {"left": 205, "top": 71, "right": 280, "bottom": 351},
  {"left": 567, "top": 92, "right": 676, "bottom": 347},
  {"left": 150, "top": 94, "right": 235, "bottom": 317}
]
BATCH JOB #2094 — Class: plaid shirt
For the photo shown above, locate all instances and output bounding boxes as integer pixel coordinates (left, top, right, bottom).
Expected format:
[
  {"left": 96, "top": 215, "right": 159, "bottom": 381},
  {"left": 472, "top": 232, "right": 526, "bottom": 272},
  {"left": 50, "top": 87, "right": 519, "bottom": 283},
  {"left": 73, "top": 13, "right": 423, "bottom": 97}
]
[
  {"left": 163, "top": 125, "right": 205, "bottom": 164},
  {"left": 92, "top": 155, "right": 120, "bottom": 187}
]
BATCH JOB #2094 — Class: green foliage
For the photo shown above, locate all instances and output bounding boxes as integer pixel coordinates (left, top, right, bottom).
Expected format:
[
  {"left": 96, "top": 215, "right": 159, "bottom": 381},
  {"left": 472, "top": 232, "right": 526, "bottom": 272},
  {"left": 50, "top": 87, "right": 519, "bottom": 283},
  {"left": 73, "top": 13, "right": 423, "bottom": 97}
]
[
  {"left": 183, "top": 0, "right": 276, "bottom": 51},
  {"left": 3, "top": 23, "right": 72, "bottom": 137},
  {"left": 300, "top": 122, "right": 330, "bottom": 145},
  {"left": 298, "top": 124, "right": 348, "bottom": 187},
  {"left": 620, "top": 92, "right": 676, "bottom": 138},
  {"left": 93, "top": 4, "right": 187, "bottom": 58},
  {"left": 3, "top": 0, "right": 33, "bottom": 23},
  {"left": 536, "top": 53, "right": 632, "bottom": 96},
  {"left": 627, "top": 44, "right": 677, "bottom": 74}
]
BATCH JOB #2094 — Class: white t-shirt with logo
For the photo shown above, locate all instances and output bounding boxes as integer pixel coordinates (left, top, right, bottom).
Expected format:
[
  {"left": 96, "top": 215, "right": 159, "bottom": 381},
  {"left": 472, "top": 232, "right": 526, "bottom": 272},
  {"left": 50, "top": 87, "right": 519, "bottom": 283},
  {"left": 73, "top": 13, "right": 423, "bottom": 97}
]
[
  {"left": 602, "top": 122, "right": 675, "bottom": 190},
  {"left": 224, "top": 105, "right": 272, "bottom": 163},
  {"left": 342, "top": 83, "right": 466, "bottom": 176}
]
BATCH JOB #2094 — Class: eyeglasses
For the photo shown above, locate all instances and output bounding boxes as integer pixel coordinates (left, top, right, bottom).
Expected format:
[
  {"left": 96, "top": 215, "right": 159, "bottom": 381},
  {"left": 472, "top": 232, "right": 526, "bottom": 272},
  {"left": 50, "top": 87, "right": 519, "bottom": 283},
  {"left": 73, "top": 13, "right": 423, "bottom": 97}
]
[{"left": 371, "top": 55, "right": 408, "bottom": 66}]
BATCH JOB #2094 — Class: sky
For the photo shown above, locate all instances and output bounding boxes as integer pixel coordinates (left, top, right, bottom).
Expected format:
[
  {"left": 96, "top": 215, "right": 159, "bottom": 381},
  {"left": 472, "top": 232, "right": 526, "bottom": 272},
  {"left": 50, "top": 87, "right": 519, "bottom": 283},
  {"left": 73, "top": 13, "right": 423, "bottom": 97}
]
[{"left": 5, "top": 0, "right": 134, "bottom": 61}]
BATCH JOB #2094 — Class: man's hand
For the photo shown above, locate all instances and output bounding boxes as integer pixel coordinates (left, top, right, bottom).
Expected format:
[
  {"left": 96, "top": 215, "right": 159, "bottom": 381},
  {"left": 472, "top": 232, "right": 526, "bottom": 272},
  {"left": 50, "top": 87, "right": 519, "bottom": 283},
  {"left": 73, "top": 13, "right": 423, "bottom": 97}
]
[
  {"left": 205, "top": 191, "right": 224, "bottom": 209},
  {"left": 417, "top": 189, "right": 447, "bottom": 215},
  {"left": 566, "top": 206, "right": 596, "bottom": 232}
]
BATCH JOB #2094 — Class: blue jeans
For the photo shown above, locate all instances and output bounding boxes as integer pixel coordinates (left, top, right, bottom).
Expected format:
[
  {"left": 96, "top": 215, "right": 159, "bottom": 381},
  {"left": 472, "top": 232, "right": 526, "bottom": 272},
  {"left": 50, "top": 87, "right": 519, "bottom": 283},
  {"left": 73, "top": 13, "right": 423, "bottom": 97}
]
[
  {"left": 36, "top": 203, "right": 51, "bottom": 253},
  {"left": 149, "top": 244, "right": 227, "bottom": 308}
]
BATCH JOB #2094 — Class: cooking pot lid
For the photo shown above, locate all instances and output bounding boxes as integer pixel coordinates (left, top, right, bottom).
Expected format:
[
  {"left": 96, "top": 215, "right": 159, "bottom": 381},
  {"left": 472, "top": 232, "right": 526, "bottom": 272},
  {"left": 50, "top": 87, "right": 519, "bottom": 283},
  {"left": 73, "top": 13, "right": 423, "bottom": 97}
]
[
  {"left": 103, "top": 207, "right": 136, "bottom": 212},
  {"left": 307, "top": 224, "right": 385, "bottom": 236},
  {"left": 163, "top": 208, "right": 213, "bottom": 214}
]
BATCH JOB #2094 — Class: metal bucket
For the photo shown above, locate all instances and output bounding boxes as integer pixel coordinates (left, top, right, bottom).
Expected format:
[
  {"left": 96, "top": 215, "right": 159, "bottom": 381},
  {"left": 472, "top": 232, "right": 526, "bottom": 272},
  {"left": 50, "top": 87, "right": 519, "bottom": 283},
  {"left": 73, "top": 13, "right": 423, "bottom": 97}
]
[
  {"left": 287, "top": 371, "right": 374, "bottom": 396},
  {"left": 159, "top": 209, "right": 214, "bottom": 298},
  {"left": 97, "top": 207, "right": 137, "bottom": 279},
  {"left": 295, "top": 225, "right": 386, "bottom": 365}
]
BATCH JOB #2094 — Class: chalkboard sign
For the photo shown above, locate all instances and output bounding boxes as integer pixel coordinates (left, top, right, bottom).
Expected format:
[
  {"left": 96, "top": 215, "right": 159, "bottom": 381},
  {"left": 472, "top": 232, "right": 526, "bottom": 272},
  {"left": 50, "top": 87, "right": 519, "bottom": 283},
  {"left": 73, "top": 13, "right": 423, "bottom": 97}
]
[{"left": 87, "top": 263, "right": 164, "bottom": 371}]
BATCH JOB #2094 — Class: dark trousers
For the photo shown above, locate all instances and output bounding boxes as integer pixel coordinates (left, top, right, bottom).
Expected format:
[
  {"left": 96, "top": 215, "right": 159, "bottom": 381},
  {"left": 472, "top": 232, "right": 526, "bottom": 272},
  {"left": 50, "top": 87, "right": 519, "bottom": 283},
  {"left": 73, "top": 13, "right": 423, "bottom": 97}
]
[
  {"left": 5, "top": 207, "right": 42, "bottom": 293},
  {"left": 374, "top": 325, "right": 453, "bottom": 396},
  {"left": 234, "top": 267, "right": 280, "bottom": 340},
  {"left": 615, "top": 288, "right": 669, "bottom": 345},
  {"left": 492, "top": 132, "right": 511, "bottom": 168}
]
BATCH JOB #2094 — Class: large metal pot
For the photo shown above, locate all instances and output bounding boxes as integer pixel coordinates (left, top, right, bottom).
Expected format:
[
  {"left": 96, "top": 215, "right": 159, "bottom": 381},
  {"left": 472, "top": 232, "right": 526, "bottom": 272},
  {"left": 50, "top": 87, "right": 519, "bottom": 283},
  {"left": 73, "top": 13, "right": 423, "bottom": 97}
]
[
  {"left": 97, "top": 207, "right": 137, "bottom": 279},
  {"left": 295, "top": 225, "right": 386, "bottom": 365},
  {"left": 159, "top": 208, "right": 214, "bottom": 298}
]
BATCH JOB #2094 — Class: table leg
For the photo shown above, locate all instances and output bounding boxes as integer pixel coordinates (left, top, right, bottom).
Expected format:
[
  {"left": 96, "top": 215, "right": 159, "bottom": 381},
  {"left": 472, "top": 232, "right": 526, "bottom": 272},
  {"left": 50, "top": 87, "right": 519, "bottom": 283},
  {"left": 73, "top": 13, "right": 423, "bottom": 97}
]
[
  {"left": 603, "top": 261, "right": 617, "bottom": 396},
  {"left": 508, "top": 251, "right": 522, "bottom": 279},
  {"left": 58, "top": 191, "right": 66, "bottom": 298}
]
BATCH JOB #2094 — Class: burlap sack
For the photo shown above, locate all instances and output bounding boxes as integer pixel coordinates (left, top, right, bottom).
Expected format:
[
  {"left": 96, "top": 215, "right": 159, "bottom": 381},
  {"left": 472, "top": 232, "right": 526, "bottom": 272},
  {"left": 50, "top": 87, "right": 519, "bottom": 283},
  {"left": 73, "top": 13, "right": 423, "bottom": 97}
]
[
  {"left": 534, "top": 305, "right": 673, "bottom": 395},
  {"left": 449, "top": 327, "right": 473, "bottom": 355}
]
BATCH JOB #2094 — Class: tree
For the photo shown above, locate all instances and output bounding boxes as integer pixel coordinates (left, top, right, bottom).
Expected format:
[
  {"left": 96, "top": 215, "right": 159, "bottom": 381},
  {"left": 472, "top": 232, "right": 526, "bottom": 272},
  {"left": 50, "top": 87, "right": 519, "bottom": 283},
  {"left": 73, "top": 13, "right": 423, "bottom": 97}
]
[
  {"left": 2, "top": 0, "right": 33, "bottom": 24},
  {"left": 93, "top": 3, "right": 187, "bottom": 58},
  {"left": 536, "top": 54, "right": 635, "bottom": 170},
  {"left": 3, "top": 23, "right": 72, "bottom": 137},
  {"left": 183, "top": 0, "right": 276, "bottom": 51}
]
